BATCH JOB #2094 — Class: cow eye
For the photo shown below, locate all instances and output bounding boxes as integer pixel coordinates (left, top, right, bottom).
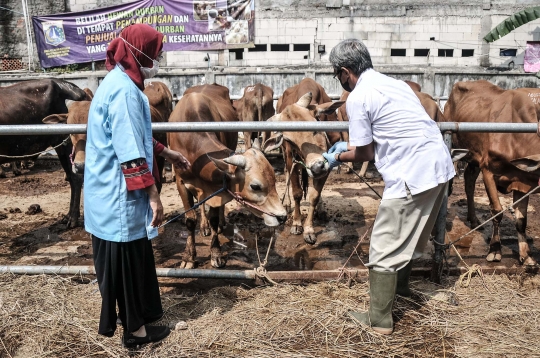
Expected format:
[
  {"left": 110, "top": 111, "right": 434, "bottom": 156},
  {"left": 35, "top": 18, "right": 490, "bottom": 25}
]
[{"left": 250, "top": 184, "right": 262, "bottom": 191}]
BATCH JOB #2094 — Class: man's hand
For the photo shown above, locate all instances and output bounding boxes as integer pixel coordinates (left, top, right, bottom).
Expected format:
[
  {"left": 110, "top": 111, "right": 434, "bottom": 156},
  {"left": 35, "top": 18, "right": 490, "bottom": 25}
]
[
  {"left": 328, "top": 141, "right": 349, "bottom": 154},
  {"left": 144, "top": 184, "right": 163, "bottom": 227},
  {"left": 160, "top": 147, "right": 191, "bottom": 171},
  {"left": 322, "top": 152, "right": 342, "bottom": 170}
]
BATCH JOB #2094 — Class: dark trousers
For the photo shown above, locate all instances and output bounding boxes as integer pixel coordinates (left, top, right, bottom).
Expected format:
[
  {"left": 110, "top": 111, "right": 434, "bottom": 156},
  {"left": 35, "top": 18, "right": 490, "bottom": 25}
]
[{"left": 92, "top": 235, "right": 163, "bottom": 337}]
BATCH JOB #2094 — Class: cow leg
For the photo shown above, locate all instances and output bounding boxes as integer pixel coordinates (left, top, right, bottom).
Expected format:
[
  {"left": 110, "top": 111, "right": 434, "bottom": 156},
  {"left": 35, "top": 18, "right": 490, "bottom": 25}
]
[
  {"left": 199, "top": 204, "right": 212, "bottom": 237},
  {"left": 513, "top": 191, "right": 536, "bottom": 266},
  {"left": 155, "top": 156, "right": 166, "bottom": 193},
  {"left": 482, "top": 169, "right": 503, "bottom": 262},
  {"left": 208, "top": 206, "right": 227, "bottom": 268},
  {"left": 282, "top": 146, "right": 294, "bottom": 212},
  {"left": 56, "top": 144, "right": 82, "bottom": 228},
  {"left": 464, "top": 162, "right": 482, "bottom": 228},
  {"left": 0, "top": 166, "right": 5, "bottom": 178},
  {"left": 10, "top": 161, "right": 21, "bottom": 176},
  {"left": 303, "top": 175, "right": 328, "bottom": 245},
  {"left": 176, "top": 179, "right": 197, "bottom": 269},
  {"left": 288, "top": 165, "right": 303, "bottom": 236},
  {"left": 244, "top": 131, "right": 252, "bottom": 150}
]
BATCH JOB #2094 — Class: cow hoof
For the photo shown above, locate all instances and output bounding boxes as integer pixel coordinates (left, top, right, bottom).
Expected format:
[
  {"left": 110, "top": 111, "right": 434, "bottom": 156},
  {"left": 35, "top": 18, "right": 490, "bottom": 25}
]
[
  {"left": 211, "top": 256, "right": 227, "bottom": 268},
  {"left": 303, "top": 233, "right": 317, "bottom": 245},
  {"left": 200, "top": 226, "right": 211, "bottom": 237},
  {"left": 290, "top": 225, "right": 303, "bottom": 235},
  {"left": 469, "top": 218, "right": 483, "bottom": 230},
  {"left": 179, "top": 261, "right": 197, "bottom": 269},
  {"left": 520, "top": 256, "right": 537, "bottom": 266},
  {"left": 486, "top": 251, "right": 502, "bottom": 262}
]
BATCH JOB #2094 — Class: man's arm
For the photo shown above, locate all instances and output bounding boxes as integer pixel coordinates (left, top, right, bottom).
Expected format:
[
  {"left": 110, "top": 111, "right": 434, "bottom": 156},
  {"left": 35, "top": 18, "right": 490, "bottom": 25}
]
[{"left": 337, "top": 142, "right": 375, "bottom": 163}]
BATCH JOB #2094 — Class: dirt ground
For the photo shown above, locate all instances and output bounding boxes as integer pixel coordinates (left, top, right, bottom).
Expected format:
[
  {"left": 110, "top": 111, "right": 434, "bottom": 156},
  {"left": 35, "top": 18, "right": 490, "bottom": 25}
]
[
  {"left": 1, "top": 156, "right": 540, "bottom": 357},
  {"left": 1, "top": 155, "right": 539, "bottom": 272}
]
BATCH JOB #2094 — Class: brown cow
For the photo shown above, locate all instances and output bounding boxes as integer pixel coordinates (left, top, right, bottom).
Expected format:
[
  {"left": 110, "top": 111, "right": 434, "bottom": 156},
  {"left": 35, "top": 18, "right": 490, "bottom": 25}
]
[
  {"left": 444, "top": 80, "right": 540, "bottom": 265},
  {"left": 168, "top": 83, "right": 287, "bottom": 268},
  {"left": 265, "top": 85, "right": 344, "bottom": 244},
  {"left": 0, "top": 79, "right": 87, "bottom": 227},
  {"left": 233, "top": 83, "right": 275, "bottom": 150}
]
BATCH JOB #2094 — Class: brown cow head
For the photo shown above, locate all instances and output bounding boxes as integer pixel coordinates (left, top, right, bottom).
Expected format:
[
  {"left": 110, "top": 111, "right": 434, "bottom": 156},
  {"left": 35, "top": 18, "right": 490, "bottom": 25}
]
[
  {"left": 263, "top": 92, "right": 344, "bottom": 178},
  {"left": 208, "top": 149, "right": 287, "bottom": 226},
  {"left": 42, "top": 88, "right": 93, "bottom": 175}
]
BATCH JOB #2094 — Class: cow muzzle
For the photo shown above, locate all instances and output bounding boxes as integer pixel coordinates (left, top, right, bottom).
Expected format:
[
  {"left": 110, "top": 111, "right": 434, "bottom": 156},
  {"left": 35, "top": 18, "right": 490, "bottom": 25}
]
[
  {"left": 308, "top": 159, "right": 329, "bottom": 178},
  {"left": 263, "top": 213, "right": 286, "bottom": 227}
]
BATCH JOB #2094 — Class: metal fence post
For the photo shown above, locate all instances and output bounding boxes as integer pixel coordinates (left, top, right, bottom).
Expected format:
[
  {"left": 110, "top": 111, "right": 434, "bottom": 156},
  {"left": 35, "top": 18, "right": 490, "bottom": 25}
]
[{"left": 431, "top": 131, "right": 452, "bottom": 283}]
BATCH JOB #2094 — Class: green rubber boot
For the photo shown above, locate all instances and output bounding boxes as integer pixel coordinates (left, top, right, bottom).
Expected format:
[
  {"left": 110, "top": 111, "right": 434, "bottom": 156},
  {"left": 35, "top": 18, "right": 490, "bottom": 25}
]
[
  {"left": 396, "top": 261, "right": 413, "bottom": 297},
  {"left": 349, "top": 269, "right": 397, "bottom": 335}
]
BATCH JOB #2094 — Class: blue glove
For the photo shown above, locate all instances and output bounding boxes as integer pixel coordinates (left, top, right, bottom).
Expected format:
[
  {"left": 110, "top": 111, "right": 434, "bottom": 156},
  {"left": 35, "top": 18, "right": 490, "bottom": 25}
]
[
  {"left": 322, "top": 152, "right": 341, "bottom": 170},
  {"left": 327, "top": 141, "right": 348, "bottom": 154}
]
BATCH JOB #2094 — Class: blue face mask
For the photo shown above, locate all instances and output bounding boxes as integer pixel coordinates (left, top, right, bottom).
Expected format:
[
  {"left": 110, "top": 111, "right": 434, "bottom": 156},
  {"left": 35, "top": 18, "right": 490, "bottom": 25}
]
[{"left": 120, "top": 37, "right": 162, "bottom": 79}]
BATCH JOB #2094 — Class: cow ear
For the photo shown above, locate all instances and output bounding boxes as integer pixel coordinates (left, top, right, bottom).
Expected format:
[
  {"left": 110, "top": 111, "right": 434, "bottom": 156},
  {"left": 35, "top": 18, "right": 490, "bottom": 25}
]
[
  {"left": 207, "top": 155, "right": 237, "bottom": 177},
  {"left": 262, "top": 132, "right": 284, "bottom": 153},
  {"left": 316, "top": 101, "right": 345, "bottom": 115},
  {"left": 296, "top": 92, "right": 312, "bottom": 108},
  {"left": 42, "top": 114, "right": 68, "bottom": 124},
  {"left": 510, "top": 155, "right": 540, "bottom": 174},
  {"left": 451, "top": 149, "right": 469, "bottom": 162}
]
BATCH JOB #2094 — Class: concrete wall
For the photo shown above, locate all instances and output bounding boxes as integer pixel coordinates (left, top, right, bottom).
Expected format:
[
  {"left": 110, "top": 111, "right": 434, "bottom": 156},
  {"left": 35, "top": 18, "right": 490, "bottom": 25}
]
[
  {"left": 1, "top": 0, "right": 540, "bottom": 71},
  {"left": 1, "top": 68, "right": 538, "bottom": 100}
]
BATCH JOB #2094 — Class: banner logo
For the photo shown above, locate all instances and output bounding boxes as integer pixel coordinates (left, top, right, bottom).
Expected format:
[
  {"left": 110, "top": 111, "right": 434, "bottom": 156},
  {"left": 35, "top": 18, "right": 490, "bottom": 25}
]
[{"left": 43, "top": 21, "right": 66, "bottom": 46}]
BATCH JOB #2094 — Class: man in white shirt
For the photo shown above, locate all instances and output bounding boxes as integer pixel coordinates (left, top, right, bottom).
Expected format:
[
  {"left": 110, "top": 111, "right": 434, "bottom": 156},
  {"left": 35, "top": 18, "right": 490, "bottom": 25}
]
[{"left": 323, "top": 39, "right": 455, "bottom": 335}]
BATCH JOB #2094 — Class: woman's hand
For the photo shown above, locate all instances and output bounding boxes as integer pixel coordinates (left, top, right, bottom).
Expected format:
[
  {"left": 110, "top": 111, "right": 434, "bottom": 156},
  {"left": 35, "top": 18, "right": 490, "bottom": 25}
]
[
  {"left": 160, "top": 147, "right": 191, "bottom": 171},
  {"left": 144, "top": 184, "right": 163, "bottom": 227}
]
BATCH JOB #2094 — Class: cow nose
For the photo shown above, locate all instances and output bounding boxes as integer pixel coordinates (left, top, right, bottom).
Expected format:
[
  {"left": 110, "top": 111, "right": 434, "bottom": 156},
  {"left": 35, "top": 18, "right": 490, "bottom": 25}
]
[
  {"left": 277, "top": 215, "right": 287, "bottom": 224},
  {"left": 310, "top": 160, "right": 327, "bottom": 176},
  {"left": 72, "top": 162, "right": 85, "bottom": 175}
]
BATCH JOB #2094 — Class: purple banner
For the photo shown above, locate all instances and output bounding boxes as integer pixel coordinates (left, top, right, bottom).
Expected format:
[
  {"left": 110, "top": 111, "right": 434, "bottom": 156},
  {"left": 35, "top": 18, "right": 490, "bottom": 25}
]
[{"left": 32, "top": 0, "right": 255, "bottom": 68}]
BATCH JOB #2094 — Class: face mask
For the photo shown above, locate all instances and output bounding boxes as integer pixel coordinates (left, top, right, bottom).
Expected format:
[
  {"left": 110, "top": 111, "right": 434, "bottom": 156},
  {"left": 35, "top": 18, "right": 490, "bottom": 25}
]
[
  {"left": 340, "top": 78, "right": 352, "bottom": 93},
  {"left": 140, "top": 60, "right": 160, "bottom": 79},
  {"left": 120, "top": 36, "right": 161, "bottom": 79}
]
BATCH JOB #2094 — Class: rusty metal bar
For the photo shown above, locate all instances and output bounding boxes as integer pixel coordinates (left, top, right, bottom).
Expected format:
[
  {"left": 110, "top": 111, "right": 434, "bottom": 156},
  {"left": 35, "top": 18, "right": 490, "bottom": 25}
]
[{"left": 0, "top": 265, "right": 531, "bottom": 283}]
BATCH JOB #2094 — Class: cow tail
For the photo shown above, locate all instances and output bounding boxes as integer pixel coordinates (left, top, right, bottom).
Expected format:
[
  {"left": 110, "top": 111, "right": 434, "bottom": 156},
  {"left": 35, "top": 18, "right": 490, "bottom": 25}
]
[{"left": 301, "top": 168, "right": 308, "bottom": 200}]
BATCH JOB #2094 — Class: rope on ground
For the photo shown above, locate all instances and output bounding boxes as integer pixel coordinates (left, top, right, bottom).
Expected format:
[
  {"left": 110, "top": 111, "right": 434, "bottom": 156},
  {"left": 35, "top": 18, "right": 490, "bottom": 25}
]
[
  {"left": 337, "top": 220, "right": 375, "bottom": 282},
  {"left": 445, "top": 232, "right": 491, "bottom": 292},
  {"left": 254, "top": 229, "right": 279, "bottom": 285},
  {"left": 0, "top": 136, "right": 71, "bottom": 159}
]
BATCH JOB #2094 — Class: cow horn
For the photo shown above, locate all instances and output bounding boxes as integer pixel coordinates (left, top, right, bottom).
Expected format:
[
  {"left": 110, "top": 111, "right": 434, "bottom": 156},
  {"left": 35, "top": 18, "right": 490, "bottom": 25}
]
[
  {"left": 296, "top": 92, "right": 312, "bottom": 108},
  {"left": 252, "top": 138, "right": 262, "bottom": 150},
  {"left": 223, "top": 155, "right": 247, "bottom": 169}
]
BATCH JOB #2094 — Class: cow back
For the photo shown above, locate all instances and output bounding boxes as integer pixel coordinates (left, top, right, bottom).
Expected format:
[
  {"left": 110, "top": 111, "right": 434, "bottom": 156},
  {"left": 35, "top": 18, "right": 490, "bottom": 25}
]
[
  {"left": 445, "top": 80, "right": 540, "bottom": 192},
  {"left": 183, "top": 84, "right": 238, "bottom": 150},
  {"left": 237, "top": 84, "right": 274, "bottom": 122},
  {"left": 0, "top": 79, "right": 87, "bottom": 164},
  {"left": 278, "top": 78, "right": 341, "bottom": 143}
]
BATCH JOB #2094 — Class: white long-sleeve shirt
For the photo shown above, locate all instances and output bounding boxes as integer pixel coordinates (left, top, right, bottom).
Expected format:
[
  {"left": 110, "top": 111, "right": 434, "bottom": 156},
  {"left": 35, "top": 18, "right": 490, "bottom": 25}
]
[{"left": 347, "top": 69, "right": 455, "bottom": 199}]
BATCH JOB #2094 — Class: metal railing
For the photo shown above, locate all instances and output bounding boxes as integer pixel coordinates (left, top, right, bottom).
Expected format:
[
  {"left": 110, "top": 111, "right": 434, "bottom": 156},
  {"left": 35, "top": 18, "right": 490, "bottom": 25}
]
[
  {"left": 1, "top": 121, "right": 538, "bottom": 283},
  {"left": 0, "top": 121, "right": 537, "bottom": 135}
]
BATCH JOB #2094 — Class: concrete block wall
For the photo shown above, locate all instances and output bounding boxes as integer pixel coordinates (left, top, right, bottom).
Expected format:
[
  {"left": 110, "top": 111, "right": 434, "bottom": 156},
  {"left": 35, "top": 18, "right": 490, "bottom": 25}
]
[{"left": 6, "top": 0, "right": 539, "bottom": 71}]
